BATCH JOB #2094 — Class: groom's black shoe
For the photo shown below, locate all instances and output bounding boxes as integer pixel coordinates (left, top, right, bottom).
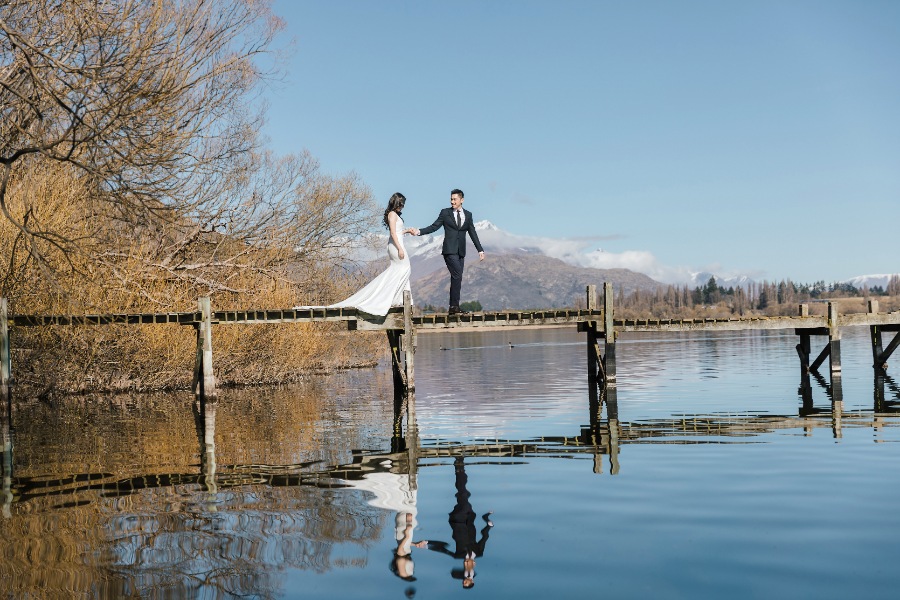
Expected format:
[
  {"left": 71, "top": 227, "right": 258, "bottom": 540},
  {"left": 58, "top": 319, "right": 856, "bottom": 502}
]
[{"left": 449, "top": 306, "right": 469, "bottom": 315}]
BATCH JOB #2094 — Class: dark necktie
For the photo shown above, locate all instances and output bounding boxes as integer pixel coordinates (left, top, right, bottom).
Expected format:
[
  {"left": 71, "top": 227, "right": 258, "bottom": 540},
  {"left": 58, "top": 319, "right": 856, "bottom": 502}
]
[{"left": 456, "top": 210, "right": 461, "bottom": 228}]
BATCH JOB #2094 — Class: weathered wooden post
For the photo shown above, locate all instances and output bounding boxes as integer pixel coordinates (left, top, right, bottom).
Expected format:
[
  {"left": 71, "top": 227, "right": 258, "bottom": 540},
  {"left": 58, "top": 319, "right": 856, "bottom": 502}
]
[
  {"left": 827, "top": 301, "right": 842, "bottom": 379},
  {"left": 581, "top": 283, "right": 616, "bottom": 391},
  {"left": 402, "top": 290, "right": 416, "bottom": 401},
  {"left": 796, "top": 304, "right": 811, "bottom": 375},
  {"left": 1, "top": 298, "right": 10, "bottom": 402},
  {"left": 192, "top": 296, "right": 217, "bottom": 401},
  {"left": 584, "top": 285, "right": 599, "bottom": 399},
  {"left": 869, "top": 300, "right": 886, "bottom": 371},
  {"left": 603, "top": 282, "right": 617, "bottom": 387}
]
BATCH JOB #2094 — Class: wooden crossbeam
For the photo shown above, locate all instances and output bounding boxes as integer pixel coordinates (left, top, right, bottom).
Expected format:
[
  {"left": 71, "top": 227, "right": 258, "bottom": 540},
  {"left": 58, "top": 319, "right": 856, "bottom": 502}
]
[
  {"left": 809, "top": 343, "right": 831, "bottom": 373},
  {"left": 877, "top": 331, "right": 900, "bottom": 369}
]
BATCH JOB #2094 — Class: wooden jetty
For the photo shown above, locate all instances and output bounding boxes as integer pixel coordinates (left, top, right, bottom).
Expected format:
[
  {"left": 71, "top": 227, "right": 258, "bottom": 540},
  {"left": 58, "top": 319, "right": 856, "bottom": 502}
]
[{"left": 2, "top": 284, "right": 900, "bottom": 407}]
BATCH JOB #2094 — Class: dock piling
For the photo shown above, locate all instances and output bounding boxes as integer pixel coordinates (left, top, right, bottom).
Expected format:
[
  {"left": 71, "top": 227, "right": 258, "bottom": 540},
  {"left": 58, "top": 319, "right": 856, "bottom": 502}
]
[
  {"left": 580, "top": 283, "right": 617, "bottom": 391},
  {"left": 192, "top": 296, "right": 217, "bottom": 401},
  {"left": 828, "top": 302, "right": 842, "bottom": 378},
  {"left": 402, "top": 290, "right": 416, "bottom": 421},
  {"left": 585, "top": 285, "right": 599, "bottom": 400},
  {"left": 603, "top": 282, "right": 617, "bottom": 387},
  {"left": 797, "top": 304, "right": 811, "bottom": 374}
]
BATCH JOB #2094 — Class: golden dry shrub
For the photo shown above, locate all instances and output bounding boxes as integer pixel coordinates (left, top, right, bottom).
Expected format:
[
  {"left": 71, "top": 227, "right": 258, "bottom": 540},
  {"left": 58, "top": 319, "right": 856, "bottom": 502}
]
[{"left": 2, "top": 155, "right": 383, "bottom": 396}]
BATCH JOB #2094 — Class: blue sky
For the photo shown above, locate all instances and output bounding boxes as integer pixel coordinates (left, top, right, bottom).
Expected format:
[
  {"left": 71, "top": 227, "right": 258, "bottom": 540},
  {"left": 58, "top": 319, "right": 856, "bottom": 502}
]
[{"left": 262, "top": 0, "right": 899, "bottom": 284}]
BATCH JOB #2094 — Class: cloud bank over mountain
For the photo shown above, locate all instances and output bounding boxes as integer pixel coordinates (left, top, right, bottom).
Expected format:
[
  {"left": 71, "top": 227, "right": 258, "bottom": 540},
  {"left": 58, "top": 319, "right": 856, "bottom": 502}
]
[
  {"left": 403, "top": 220, "right": 729, "bottom": 285},
  {"left": 384, "top": 220, "right": 893, "bottom": 289}
]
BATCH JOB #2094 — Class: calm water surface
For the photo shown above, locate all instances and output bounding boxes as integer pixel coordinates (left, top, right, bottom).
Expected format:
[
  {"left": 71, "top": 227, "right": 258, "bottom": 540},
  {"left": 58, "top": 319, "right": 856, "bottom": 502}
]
[{"left": 2, "top": 326, "right": 900, "bottom": 598}]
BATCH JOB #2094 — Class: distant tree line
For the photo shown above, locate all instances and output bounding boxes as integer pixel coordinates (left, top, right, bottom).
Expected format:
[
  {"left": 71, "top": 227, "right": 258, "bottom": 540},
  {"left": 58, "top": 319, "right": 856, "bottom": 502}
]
[{"left": 609, "top": 275, "right": 900, "bottom": 319}]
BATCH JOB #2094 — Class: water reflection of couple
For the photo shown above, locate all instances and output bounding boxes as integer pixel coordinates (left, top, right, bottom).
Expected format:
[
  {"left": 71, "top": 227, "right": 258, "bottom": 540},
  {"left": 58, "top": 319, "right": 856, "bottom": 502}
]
[
  {"left": 420, "top": 456, "right": 494, "bottom": 589},
  {"left": 341, "top": 465, "right": 423, "bottom": 581},
  {"left": 296, "top": 190, "right": 485, "bottom": 316},
  {"left": 349, "top": 456, "right": 493, "bottom": 589}
]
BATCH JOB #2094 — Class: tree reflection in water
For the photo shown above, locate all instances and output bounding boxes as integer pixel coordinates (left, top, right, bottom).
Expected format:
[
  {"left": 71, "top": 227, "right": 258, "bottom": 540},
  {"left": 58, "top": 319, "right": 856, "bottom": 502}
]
[{"left": 2, "top": 361, "right": 900, "bottom": 597}]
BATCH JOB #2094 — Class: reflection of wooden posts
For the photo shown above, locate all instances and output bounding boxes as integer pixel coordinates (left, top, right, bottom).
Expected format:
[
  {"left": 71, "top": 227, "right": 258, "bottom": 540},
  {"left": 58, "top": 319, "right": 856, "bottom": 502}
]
[
  {"left": 875, "top": 372, "right": 900, "bottom": 413},
  {"left": 874, "top": 368, "right": 886, "bottom": 412},
  {"left": 406, "top": 420, "right": 419, "bottom": 492},
  {"left": 1, "top": 298, "right": 10, "bottom": 402},
  {"left": 586, "top": 381, "right": 620, "bottom": 475},
  {"left": 799, "top": 370, "right": 814, "bottom": 416},
  {"left": 391, "top": 377, "right": 406, "bottom": 453},
  {"left": 198, "top": 398, "right": 218, "bottom": 496},
  {"left": 192, "top": 296, "right": 217, "bottom": 401},
  {"left": 832, "top": 399, "right": 843, "bottom": 439},
  {"left": 1, "top": 390, "right": 12, "bottom": 518},
  {"left": 604, "top": 385, "right": 620, "bottom": 475}
]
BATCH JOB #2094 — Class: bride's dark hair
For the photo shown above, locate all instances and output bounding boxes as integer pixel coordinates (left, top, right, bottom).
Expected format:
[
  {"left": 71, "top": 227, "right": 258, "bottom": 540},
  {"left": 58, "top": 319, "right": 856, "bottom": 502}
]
[{"left": 383, "top": 192, "right": 406, "bottom": 229}]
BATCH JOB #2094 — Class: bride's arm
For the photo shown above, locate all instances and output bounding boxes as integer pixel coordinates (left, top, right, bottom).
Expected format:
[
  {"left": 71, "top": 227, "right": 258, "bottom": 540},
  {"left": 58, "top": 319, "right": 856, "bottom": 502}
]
[{"left": 388, "top": 212, "right": 405, "bottom": 259}]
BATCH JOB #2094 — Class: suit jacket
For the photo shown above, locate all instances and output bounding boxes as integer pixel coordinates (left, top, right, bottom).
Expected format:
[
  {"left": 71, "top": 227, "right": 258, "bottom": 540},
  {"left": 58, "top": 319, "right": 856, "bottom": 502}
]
[{"left": 419, "top": 208, "right": 484, "bottom": 258}]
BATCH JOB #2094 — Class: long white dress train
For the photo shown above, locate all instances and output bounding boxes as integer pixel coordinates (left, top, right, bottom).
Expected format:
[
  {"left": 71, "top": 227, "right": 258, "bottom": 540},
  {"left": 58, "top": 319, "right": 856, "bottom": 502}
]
[{"left": 297, "top": 216, "right": 412, "bottom": 316}]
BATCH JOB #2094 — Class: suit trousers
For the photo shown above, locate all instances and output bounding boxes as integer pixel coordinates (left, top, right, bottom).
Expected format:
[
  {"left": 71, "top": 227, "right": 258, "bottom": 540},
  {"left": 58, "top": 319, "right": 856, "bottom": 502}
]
[{"left": 443, "top": 253, "right": 465, "bottom": 309}]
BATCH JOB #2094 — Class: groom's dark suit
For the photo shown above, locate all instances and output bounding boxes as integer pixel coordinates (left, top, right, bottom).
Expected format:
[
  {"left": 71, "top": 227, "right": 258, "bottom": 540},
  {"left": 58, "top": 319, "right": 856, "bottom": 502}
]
[{"left": 419, "top": 208, "right": 483, "bottom": 310}]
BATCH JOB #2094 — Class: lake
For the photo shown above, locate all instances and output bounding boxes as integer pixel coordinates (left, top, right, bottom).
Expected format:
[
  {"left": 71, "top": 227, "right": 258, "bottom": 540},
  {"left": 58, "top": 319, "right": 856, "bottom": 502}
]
[{"left": 2, "top": 326, "right": 900, "bottom": 598}]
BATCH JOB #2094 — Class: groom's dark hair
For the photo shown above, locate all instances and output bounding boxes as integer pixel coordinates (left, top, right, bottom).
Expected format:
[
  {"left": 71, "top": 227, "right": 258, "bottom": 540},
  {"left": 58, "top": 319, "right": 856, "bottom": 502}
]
[{"left": 451, "top": 188, "right": 464, "bottom": 198}]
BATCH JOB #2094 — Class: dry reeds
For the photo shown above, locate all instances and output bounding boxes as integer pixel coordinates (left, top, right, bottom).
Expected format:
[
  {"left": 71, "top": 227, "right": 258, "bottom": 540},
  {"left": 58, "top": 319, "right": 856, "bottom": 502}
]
[{"left": 2, "top": 156, "right": 383, "bottom": 397}]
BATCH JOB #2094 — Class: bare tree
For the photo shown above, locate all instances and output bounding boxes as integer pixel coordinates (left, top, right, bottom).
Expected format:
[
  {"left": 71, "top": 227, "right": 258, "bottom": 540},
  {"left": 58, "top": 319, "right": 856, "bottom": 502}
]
[
  {"left": 1, "top": 1, "right": 380, "bottom": 307},
  {"left": 0, "top": 0, "right": 280, "bottom": 272}
]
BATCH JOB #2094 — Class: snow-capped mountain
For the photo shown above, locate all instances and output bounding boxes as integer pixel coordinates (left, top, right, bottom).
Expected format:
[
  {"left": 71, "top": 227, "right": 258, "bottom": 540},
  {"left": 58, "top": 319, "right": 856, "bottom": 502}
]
[
  {"left": 689, "top": 271, "right": 756, "bottom": 290},
  {"left": 842, "top": 274, "right": 898, "bottom": 290}
]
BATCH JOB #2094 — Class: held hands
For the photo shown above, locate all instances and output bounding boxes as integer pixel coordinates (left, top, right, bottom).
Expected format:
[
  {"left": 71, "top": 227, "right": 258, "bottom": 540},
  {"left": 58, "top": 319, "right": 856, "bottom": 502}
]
[{"left": 404, "top": 227, "right": 420, "bottom": 236}]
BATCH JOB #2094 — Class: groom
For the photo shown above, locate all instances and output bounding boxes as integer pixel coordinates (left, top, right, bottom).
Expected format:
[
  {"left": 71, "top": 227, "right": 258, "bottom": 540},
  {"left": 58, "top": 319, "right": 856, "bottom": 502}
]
[{"left": 412, "top": 189, "right": 485, "bottom": 315}]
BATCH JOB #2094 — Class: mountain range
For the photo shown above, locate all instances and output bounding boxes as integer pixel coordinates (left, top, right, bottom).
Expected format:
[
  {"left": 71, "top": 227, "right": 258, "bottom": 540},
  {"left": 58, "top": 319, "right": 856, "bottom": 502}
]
[{"left": 404, "top": 221, "right": 658, "bottom": 310}]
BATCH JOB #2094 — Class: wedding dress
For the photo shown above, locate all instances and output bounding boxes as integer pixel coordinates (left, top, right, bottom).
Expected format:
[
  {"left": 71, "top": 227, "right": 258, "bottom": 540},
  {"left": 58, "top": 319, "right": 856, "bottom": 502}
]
[{"left": 298, "top": 216, "right": 412, "bottom": 316}]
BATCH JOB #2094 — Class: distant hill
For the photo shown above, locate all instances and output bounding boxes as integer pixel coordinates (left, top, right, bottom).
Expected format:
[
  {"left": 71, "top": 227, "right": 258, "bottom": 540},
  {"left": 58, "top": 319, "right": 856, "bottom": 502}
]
[{"left": 412, "top": 253, "right": 660, "bottom": 311}]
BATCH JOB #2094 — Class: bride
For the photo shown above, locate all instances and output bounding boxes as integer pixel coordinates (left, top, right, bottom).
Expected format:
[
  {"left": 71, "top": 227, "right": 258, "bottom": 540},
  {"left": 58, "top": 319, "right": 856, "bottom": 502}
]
[{"left": 299, "top": 192, "right": 413, "bottom": 316}]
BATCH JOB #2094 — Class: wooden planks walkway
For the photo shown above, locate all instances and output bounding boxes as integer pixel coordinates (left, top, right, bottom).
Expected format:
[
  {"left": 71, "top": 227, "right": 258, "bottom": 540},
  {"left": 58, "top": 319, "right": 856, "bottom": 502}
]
[{"left": 2, "top": 286, "right": 900, "bottom": 405}]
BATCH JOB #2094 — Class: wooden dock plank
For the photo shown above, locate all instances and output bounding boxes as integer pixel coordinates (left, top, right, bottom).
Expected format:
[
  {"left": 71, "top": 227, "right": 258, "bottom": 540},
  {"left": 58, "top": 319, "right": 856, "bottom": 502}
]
[{"left": 4, "top": 305, "right": 898, "bottom": 334}]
